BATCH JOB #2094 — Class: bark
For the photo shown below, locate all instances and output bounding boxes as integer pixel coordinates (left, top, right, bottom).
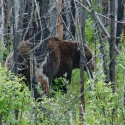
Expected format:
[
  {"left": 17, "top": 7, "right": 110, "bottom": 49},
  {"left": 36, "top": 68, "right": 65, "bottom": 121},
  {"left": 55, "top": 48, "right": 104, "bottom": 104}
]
[
  {"left": 116, "top": 0, "right": 124, "bottom": 45},
  {"left": 0, "top": 0, "right": 4, "bottom": 64},
  {"left": 12, "top": 0, "right": 18, "bottom": 75},
  {"left": 14, "top": 0, "right": 23, "bottom": 46},
  {"left": 62, "top": 0, "right": 67, "bottom": 39},
  {"left": 22, "top": 0, "right": 33, "bottom": 40},
  {"left": 4, "top": 0, "right": 12, "bottom": 49},
  {"left": 57, "top": 0, "right": 63, "bottom": 39},
  {"left": 39, "top": 0, "right": 50, "bottom": 40},
  {"left": 109, "top": 0, "right": 117, "bottom": 122},
  {"left": 109, "top": 0, "right": 116, "bottom": 90},
  {"left": 47, "top": 0, "right": 57, "bottom": 36},
  {"left": 62, "top": 0, "right": 71, "bottom": 39},
  {"left": 70, "top": 0, "right": 76, "bottom": 38},
  {"left": 75, "top": 0, "right": 86, "bottom": 120},
  {"left": 33, "top": 0, "right": 50, "bottom": 63},
  {"left": 102, "top": 0, "right": 110, "bottom": 26}
]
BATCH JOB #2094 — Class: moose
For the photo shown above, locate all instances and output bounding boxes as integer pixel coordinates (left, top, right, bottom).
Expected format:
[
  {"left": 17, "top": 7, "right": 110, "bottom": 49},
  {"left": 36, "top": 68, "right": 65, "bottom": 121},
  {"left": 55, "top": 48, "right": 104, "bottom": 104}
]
[{"left": 5, "top": 37, "right": 94, "bottom": 97}]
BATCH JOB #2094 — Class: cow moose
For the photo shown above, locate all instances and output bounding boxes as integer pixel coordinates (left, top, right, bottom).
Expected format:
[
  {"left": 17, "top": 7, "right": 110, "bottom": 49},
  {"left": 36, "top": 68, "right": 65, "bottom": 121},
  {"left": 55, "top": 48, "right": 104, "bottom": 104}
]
[{"left": 5, "top": 37, "right": 94, "bottom": 97}]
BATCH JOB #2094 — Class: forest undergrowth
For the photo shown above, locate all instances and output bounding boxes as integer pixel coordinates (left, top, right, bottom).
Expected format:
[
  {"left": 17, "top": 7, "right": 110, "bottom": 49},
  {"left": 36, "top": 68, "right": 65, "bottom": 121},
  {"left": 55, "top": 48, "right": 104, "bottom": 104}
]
[{"left": 0, "top": 43, "right": 125, "bottom": 125}]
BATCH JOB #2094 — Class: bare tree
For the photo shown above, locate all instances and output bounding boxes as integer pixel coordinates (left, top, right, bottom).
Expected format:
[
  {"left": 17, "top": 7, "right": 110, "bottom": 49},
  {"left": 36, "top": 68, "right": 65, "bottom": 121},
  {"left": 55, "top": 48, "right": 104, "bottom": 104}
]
[
  {"left": 79, "top": 0, "right": 86, "bottom": 120},
  {"left": 57, "top": 0, "right": 63, "bottom": 39},
  {"left": 109, "top": 0, "right": 117, "bottom": 91},
  {"left": 116, "top": 0, "right": 124, "bottom": 45},
  {"left": 109, "top": 0, "right": 117, "bottom": 123},
  {"left": 0, "top": 0, "right": 4, "bottom": 64},
  {"left": 12, "top": 0, "right": 18, "bottom": 74},
  {"left": 75, "top": 0, "right": 86, "bottom": 120},
  {"left": 70, "top": 0, "right": 75, "bottom": 38}
]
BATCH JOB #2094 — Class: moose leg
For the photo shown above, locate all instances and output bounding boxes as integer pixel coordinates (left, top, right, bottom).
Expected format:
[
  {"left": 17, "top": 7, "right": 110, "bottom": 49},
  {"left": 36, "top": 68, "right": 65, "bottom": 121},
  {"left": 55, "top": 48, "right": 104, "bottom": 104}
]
[{"left": 66, "top": 70, "right": 72, "bottom": 83}]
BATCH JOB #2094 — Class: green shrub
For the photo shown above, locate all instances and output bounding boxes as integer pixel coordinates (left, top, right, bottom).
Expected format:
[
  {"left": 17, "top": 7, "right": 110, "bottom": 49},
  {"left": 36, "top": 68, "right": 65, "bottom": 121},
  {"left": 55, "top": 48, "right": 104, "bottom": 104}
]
[
  {"left": 0, "top": 54, "right": 125, "bottom": 125},
  {"left": 34, "top": 77, "right": 80, "bottom": 125},
  {"left": 0, "top": 66, "right": 35, "bottom": 125},
  {"left": 0, "top": 66, "right": 80, "bottom": 125}
]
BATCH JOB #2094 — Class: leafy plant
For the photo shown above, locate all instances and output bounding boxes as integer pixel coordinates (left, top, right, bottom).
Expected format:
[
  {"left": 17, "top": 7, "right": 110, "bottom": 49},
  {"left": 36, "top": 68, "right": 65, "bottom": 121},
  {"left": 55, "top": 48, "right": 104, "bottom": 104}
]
[
  {"left": 1, "top": 41, "right": 125, "bottom": 124},
  {"left": 0, "top": 66, "right": 35, "bottom": 125}
]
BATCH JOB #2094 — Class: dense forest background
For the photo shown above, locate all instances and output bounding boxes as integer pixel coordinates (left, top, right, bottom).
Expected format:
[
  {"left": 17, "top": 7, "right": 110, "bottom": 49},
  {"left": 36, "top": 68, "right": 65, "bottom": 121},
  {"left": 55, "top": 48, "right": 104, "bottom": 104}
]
[{"left": 0, "top": 0, "right": 125, "bottom": 124}]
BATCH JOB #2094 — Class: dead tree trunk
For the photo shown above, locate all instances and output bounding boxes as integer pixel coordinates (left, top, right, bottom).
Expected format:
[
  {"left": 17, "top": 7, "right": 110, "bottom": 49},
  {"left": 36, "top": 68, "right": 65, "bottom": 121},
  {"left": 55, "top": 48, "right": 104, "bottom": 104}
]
[
  {"left": 22, "top": 0, "right": 33, "bottom": 40},
  {"left": 57, "top": 0, "right": 76, "bottom": 40},
  {"left": 109, "top": 0, "right": 117, "bottom": 123},
  {"left": 102, "top": 0, "right": 110, "bottom": 26},
  {"left": 109, "top": 0, "right": 116, "bottom": 91},
  {"left": 70, "top": 0, "right": 76, "bottom": 38},
  {"left": 116, "top": 0, "right": 124, "bottom": 45},
  {"left": 62, "top": 0, "right": 72, "bottom": 39},
  {"left": 57, "top": 0, "right": 63, "bottom": 39},
  {"left": 0, "top": 0, "right": 5, "bottom": 64},
  {"left": 39, "top": 0, "right": 50, "bottom": 47},
  {"left": 4, "top": 0, "right": 12, "bottom": 52},
  {"left": 31, "top": 0, "right": 50, "bottom": 62},
  {"left": 12, "top": 0, "right": 18, "bottom": 75},
  {"left": 75, "top": 0, "right": 86, "bottom": 121}
]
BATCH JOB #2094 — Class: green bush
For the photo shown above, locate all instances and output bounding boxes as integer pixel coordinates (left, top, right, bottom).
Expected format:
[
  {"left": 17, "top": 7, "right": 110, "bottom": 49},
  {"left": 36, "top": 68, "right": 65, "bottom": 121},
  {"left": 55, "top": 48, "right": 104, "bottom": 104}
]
[
  {"left": 84, "top": 78, "right": 125, "bottom": 125},
  {"left": 0, "top": 55, "right": 125, "bottom": 125},
  {"left": 0, "top": 66, "right": 35, "bottom": 125},
  {"left": 34, "top": 77, "right": 80, "bottom": 125},
  {"left": 0, "top": 66, "right": 80, "bottom": 125}
]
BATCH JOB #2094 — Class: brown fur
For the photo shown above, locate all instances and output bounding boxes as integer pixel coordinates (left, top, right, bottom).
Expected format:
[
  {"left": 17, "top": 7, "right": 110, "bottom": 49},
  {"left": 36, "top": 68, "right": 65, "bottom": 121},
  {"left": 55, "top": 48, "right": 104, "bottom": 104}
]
[
  {"left": 35, "top": 37, "right": 94, "bottom": 95},
  {"left": 5, "top": 37, "right": 94, "bottom": 96},
  {"left": 18, "top": 40, "right": 30, "bottom": 55}
]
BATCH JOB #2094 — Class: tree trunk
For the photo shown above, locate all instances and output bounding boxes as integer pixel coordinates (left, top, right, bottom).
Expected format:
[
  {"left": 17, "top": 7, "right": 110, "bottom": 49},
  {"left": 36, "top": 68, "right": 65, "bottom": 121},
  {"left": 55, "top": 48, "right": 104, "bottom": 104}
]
[
  {"left": 116, "top": 0, "right": 124, "bottom": 45},
  {"left": 109, "top": 0, "right": 116, "bottom": 91},
  {"left": 12, "top": 0, "right": 18, "bottom": 74},
  {"left": 0, "top": 0, "right": 5, "bottom": 64},
  {"left": 102, "top": 0, "right": 110, "bottom": 26},
  {"left": 109, "top": 0, "right": 117, "bottom": 123},
  {"left": 70, "top": 0, "right": 76, "bottom": 38},
  {"left": 33, "top": 0, "right": 50, "bottom": 62},
  {"left": 4, "top": 0, "right": 12, "bottom": 49},
  {"left": 57, "top": 0, "right": 63, "bottom": 39},
  {"left": 80, "top": 0, "right": 87, "bottom": 121}
]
